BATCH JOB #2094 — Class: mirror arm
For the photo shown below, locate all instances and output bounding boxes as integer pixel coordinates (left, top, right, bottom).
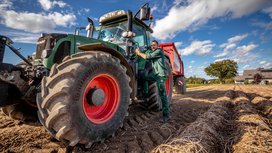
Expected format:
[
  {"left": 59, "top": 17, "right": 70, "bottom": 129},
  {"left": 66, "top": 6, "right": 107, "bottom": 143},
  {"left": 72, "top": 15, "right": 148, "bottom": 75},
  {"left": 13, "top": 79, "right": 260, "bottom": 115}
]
[
  {"left": 126, "top": 10, "right": 133, "bottom": 58},
  {"left": 133, "top": 3, "right": 149, "bottom": 18}
]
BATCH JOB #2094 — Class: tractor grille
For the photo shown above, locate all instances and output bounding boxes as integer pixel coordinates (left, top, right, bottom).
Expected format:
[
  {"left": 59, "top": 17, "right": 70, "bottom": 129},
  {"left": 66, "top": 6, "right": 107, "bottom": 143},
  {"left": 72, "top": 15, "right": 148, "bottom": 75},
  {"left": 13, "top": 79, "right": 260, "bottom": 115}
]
[
  {"left": 35, "top": 34, "right": 67, "bottom": 59},
  {"left": 35, "top": 37, "right": 47, "bottom": 59}
]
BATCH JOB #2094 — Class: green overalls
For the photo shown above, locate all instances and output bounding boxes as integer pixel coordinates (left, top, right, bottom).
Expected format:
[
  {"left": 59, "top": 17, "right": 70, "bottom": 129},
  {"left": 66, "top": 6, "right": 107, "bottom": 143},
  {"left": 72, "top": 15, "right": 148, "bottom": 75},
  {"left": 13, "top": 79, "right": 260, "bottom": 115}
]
[{"left": 142, "top": 48, "right": 170, "bottom": 116}]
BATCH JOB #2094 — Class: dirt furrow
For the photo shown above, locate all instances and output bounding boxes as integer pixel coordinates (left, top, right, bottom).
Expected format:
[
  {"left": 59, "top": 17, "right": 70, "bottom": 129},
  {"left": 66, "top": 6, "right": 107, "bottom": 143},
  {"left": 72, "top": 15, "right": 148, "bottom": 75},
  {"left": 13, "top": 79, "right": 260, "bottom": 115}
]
[
  {"left": 152, "top": 90, "right": 235, "bottom": 153},
  {"left": 72, "top": 86, "right": 227, "bottom": 152},
  {"left": 0, "top": 85, "right": 242, "bottom": 153},
  {"left": 239, "top": 85, "right": 272, "bottom": 99},
  {"left": 229, "top": 85, "right": 272, "bottom": 153},
  {"left": 74, "top": 100, "right": 210, "bottom": 153}
]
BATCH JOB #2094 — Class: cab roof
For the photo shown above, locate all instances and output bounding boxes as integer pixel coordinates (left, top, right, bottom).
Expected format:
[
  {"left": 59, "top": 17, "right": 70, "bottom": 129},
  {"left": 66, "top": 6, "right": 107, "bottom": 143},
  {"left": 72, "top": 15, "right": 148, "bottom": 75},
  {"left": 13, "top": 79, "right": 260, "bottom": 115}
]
[{"left": 99, "top": 10, "right": 153, "bottom": 33}]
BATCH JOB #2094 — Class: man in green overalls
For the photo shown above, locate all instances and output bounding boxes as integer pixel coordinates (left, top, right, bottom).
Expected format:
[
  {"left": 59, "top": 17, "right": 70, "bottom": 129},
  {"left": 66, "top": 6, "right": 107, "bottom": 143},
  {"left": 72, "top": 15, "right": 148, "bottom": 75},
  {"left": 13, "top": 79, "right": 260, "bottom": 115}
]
[{"left": 135, "top": 40, "right": 171, "bottom": 122}]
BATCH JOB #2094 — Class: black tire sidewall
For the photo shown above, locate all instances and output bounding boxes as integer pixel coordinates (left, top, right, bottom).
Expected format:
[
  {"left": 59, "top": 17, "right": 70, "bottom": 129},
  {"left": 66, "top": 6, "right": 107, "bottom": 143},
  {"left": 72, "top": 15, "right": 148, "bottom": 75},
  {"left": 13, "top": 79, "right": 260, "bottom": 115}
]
[
  {"left": 165, "top": 60, "right": 173, "bottom": 104},
  {"left": 70, "top": 58, "right": 130, "bottom": 141}
]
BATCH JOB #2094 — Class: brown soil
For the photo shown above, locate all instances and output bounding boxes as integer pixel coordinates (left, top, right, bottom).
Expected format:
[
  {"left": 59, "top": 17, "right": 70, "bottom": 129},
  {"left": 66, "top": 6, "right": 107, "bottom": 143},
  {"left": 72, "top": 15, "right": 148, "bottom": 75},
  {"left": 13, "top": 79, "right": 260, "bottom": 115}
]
[{"left": 0, "top": 85, "right": 271, "bottom": 153}]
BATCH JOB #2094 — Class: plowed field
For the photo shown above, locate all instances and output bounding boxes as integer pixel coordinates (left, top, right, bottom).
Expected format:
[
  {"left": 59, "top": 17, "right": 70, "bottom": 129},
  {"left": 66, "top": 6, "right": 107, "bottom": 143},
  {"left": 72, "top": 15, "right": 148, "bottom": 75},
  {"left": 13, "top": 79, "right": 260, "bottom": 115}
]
[{"left": 0, "top": 85, "right": 271, "bottom": 153}]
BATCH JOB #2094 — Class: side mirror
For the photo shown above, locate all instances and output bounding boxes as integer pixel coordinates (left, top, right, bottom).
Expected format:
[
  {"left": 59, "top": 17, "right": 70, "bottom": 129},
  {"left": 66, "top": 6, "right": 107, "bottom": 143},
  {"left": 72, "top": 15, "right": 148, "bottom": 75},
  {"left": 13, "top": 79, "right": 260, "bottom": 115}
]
[
  {"left": 140, "top": 7, "right": 150, "bottom": 20},
  {"left": 122, "top": 31, "right": 136, "bottom": 38}
]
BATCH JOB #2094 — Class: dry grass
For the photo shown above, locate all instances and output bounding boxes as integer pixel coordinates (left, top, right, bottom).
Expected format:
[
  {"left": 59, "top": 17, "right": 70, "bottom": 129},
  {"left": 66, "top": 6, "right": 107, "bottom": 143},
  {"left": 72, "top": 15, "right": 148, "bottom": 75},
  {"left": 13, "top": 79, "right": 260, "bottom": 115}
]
[
  {"left": 232, "top": 92, "right": 272, "bottom": 153},
  {"left": 152, "top": 91, "right": 233, "bottom": 153},
  {"left": 252, "top": 96, "right": 272, "bottom": 118},
  {"left": 152, "top": 88, "right": 272, "bottom": 153},
  {"left": 233, "top": 126, "right": 272, "bottom": 153}
]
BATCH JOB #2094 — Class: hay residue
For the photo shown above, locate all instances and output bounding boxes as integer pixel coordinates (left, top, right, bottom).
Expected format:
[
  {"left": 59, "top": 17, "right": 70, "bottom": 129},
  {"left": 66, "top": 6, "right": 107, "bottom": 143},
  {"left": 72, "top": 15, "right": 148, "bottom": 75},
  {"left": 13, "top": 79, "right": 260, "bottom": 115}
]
[
  {"left": 232, "top": 92, "right": 272, "bottom": 153},
  {"left": 252, "top": 96, "right": 272, "bottom": 118},
  {"left": 152, "top": 92, "right": 233, "bottom": 153}
]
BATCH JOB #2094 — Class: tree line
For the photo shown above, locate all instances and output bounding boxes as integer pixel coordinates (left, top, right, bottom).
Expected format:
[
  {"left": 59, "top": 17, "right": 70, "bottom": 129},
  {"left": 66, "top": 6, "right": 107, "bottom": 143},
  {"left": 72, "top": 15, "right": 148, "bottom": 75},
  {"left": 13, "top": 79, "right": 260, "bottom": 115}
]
[{"left": 186, "top": 59, "right": 238, "bottom": 84}]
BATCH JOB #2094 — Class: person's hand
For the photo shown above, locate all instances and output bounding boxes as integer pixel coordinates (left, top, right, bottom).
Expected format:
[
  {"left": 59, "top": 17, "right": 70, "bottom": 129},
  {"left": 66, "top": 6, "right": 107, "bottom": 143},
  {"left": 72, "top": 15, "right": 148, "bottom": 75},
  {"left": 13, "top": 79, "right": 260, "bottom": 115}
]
[{"left": 135, "top": 48, "right": 140, "bottom": 55}]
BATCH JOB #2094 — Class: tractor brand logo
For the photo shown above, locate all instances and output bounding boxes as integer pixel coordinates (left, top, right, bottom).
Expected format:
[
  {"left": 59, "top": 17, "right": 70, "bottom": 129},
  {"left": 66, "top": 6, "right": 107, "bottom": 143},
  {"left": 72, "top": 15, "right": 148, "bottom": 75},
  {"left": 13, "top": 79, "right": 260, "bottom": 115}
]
[{"left": 37, "top": 40, "right": 46, "bottom": 45}]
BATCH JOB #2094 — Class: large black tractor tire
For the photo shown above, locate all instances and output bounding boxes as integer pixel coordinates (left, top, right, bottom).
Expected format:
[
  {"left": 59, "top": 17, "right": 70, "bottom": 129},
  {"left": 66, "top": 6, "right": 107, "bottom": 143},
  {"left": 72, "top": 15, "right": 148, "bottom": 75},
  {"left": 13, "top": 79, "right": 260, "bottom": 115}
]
[
  {"left": 165, "top": 60, "right": 173, "bottom": 104},
  {"left": 173, "top": 76, "right": 186, "bottom": 94},
  {"left": 141, "top": 82, "right": 161, "bottom": 111},
  {"left": 143, "top": 60, "right": 173, "bottom": 111},
  {"left": 37, "top": 52, "right": 131, "bottom": 147}
]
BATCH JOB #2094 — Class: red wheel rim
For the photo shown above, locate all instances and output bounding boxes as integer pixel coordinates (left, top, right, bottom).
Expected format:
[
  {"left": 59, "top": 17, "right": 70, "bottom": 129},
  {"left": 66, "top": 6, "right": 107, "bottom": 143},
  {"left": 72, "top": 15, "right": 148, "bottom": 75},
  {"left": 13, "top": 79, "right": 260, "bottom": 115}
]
[
  {"left": 83, "top": 74, "right": 120, "bottom": 124},
  {"left": 165, "top": 74, "right": 170, "bottom": 96}
]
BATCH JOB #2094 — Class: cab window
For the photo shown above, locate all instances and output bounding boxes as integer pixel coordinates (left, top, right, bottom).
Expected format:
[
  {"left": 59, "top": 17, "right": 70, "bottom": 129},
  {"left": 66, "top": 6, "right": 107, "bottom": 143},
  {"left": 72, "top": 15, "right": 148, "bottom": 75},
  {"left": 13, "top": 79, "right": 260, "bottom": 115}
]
[{"left": 133, "top": 24, "right": 148, "bottom": 47}]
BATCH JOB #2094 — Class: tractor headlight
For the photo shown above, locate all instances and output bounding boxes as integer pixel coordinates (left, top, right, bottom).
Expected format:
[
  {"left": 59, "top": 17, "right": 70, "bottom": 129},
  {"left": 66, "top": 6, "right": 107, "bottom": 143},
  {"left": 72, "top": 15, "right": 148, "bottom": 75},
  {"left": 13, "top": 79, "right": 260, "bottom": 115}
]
[{"left": 41, "top": 49, "right": 51, "bottom": 58}]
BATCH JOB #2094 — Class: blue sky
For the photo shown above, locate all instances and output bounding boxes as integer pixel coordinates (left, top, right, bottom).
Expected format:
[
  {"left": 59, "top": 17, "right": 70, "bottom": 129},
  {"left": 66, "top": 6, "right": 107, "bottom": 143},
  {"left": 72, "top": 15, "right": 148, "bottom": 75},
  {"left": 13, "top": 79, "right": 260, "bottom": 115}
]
[{"left": 1, "top": 0, "right": 272, "bottom": 79}]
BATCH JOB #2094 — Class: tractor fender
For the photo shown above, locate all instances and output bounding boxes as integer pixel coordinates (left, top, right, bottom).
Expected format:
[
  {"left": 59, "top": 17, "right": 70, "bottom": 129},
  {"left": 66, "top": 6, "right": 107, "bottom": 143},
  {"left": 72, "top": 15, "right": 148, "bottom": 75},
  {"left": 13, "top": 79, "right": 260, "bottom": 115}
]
[{"left": 78, "top": 43, "right": 136, "bottom": 99}]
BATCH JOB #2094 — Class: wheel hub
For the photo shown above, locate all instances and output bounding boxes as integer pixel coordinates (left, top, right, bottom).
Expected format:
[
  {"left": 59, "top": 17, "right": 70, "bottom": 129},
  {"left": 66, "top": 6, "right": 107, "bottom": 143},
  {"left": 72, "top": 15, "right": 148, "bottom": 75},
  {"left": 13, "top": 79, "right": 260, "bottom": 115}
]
[
  {"left": 86, "top": 88, "right": 105, "bottom": 106},
  {"left": 83, "top": 74, "right": 120, "bottom": 124}
]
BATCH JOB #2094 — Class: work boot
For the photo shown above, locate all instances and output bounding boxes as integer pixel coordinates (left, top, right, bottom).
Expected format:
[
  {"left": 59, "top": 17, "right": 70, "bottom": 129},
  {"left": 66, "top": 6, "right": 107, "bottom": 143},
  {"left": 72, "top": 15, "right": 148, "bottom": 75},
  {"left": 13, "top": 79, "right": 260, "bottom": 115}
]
[{"left": 160, "top": 113, "right": 171, "bottom": 123}]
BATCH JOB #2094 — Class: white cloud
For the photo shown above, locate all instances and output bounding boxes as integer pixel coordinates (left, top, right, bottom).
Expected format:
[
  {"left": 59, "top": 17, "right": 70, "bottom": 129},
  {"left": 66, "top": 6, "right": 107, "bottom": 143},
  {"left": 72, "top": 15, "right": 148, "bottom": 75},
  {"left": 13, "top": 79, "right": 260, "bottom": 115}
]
[
  {"left": 152, "top": 0, "right": 272, "bottom": 40},
  {"left": 234, "top": 44, "right": 257, "bottom": 55},
  {"left": 151, "top": 5, "right": 158, "bottom": 13},
  {"left": 214, "top": 58, "right": 228, "bottom": 62},
  {"left": 0, "top": 1, "right": 76, "bottom": 33},
  {"left": 263, "top": 6, "right": 272, "bottom": 18},
  {"left": 175, "top": 42, "right": 183, "bottom": 48},
  {"left": 233, "top": 53, "right": 258, "bottom": 64},
  {"left": 38, "top": 0, "right": 67, "bottom": 11},
  {"left": 243, "top": 65, "right": 250, "bottom": 69},
  {"left": 77, "top": 8, "right": 90, "bottom": 15},
  {"left": 0, "top": 0, "right": 12, "bottom": 9},
  {"left": 224, "top": 43, "right": 236, "bottom": 50},
  {"left": 214, "top": 51, "right": 229, "bottom": 58},
  {"left": 259, "top": 61, "right": 272, "bottom": 68},
  {"left": 188, "top": 65, "right": 193, "bottom": 69},
  {"left": 48, "top": 12, "right": 76, "bottom": 27},
  {"left": 228, "top": 34, "right": 248, "bottom": 43},
  {"left": 173, "top": 0, "right": 183, "bottom": 6},
  {"left": 174, "top": 42, "right": 183, "bottom": 55},
  {"left": 251, "top": 20, "right": 272, "bottom": 30},
  {"left": 215, "top": 43, "right": 258, "bottom": 64},
  {"left": 260, "top": 61, "right": 266, "bottom": 65},
  {"left": 1, "top": 30, "right": 40, "bottom": 44},
  {"left": 181, "top": 40, "right": 215, "bottom": 56},
  {"left": 215, "top": 34, "right": 248, "bottom": 58},
  {"left": 190, "top": 60, "right": 195, "bottom": 63},
  {"left": 265, "top": 63, "right": 272, "bottom": 68}
]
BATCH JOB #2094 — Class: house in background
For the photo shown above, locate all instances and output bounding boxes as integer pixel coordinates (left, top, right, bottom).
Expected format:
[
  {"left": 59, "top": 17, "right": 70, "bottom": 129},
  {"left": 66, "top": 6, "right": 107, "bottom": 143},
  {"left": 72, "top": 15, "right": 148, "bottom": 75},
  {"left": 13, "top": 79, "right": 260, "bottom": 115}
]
[{"left": 234, "top": 68, "right": 272, "bottom": 84}]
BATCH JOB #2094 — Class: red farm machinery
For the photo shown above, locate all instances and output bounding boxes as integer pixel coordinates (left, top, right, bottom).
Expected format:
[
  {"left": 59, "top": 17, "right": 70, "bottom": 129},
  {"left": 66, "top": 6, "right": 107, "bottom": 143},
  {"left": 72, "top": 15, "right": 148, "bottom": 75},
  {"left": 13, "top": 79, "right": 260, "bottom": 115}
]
[{"left": 160, "top": 42, "right": 186, "bottom": 94}]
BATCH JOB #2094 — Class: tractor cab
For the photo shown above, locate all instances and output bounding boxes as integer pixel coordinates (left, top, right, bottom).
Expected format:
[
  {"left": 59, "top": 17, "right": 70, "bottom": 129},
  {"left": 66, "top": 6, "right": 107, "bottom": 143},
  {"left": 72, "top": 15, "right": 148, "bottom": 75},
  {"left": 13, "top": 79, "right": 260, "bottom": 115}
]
[{"left": 97, "top": 4, "right": 153, "bottom": 52}]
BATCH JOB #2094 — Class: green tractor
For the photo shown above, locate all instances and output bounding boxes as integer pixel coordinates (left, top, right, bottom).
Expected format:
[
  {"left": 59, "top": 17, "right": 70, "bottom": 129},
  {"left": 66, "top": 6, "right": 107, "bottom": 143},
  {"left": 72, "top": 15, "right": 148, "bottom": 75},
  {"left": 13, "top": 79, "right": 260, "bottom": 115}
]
[{"left": 0, "top": 3, "right": 173, "bottom": 147}]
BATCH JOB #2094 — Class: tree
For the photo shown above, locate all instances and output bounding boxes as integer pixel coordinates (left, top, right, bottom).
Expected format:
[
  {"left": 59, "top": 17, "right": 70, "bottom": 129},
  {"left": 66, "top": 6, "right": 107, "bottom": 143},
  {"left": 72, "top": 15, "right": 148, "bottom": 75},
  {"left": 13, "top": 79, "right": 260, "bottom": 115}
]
[
  {"left": 204, "top": 60, "right": 238, "bottom": 84},
  {"left": 186, "top": 76, "right": 206, "bottom": 84},
  {"left": 253, "top": 73, "right": 262, "bottom": 84}
]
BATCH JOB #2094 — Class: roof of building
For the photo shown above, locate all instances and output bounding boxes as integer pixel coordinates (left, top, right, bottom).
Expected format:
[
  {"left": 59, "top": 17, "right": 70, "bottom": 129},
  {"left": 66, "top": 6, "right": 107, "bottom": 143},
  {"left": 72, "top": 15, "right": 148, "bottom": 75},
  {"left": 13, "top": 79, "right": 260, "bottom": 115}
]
[{"left": 235, "top": 68, "right": 272, "bottom": 81}]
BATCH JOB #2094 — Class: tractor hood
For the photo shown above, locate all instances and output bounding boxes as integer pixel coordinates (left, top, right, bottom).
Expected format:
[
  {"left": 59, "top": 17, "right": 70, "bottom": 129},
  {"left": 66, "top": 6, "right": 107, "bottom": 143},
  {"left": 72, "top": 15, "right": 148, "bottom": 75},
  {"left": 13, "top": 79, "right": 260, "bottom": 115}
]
[{"left": 74, "top": 35, "right": 126, "bottom": 56}]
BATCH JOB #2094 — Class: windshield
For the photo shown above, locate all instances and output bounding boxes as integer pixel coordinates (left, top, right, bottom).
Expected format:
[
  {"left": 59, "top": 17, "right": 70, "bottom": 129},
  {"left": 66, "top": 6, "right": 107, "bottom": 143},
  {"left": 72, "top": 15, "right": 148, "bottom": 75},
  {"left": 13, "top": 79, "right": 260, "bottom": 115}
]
[
  {"left": 99, "top": 22, "right": 148, "bottom": 49},
  {"left": 99, "top": 22, "right": 127, "bottom": 46}
]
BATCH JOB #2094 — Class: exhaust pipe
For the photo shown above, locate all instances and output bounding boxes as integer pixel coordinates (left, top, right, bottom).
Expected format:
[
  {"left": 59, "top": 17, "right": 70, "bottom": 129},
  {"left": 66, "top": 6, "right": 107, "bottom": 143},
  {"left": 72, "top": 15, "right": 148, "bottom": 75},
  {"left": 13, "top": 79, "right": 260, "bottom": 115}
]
[{"left": 86, "top": 17, "right": 94, "bottom": 38}]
